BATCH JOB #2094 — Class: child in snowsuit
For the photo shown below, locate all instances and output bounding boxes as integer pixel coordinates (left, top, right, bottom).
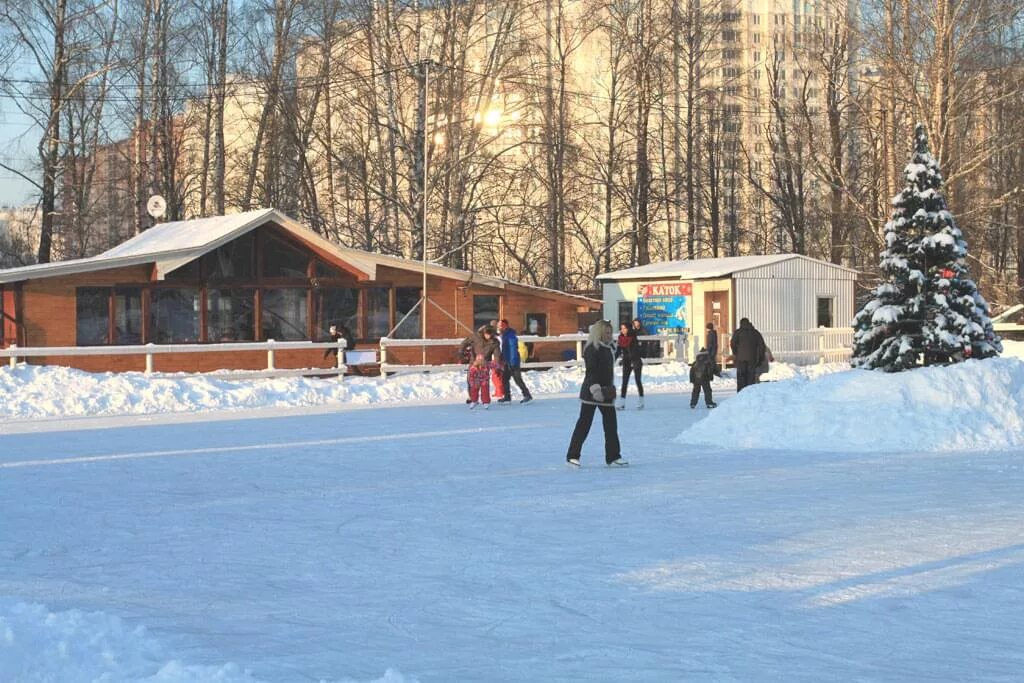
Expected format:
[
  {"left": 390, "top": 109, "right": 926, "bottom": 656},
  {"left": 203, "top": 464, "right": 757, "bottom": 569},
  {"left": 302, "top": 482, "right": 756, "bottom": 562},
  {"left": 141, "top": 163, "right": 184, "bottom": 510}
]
[
  {"left": 467, "top": 354, "right": 495, "bottom": 409},
  {"left": 689, "top": 347, "right": 717, "bottom": 409}
]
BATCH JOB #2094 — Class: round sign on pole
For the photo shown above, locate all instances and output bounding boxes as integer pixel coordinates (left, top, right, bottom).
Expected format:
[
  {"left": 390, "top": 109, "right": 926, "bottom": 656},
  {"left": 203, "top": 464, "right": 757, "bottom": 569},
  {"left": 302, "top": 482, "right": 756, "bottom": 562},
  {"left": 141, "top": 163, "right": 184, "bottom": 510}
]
[{"left": 146, "top": 195, "right": 167, "bottom": 219}]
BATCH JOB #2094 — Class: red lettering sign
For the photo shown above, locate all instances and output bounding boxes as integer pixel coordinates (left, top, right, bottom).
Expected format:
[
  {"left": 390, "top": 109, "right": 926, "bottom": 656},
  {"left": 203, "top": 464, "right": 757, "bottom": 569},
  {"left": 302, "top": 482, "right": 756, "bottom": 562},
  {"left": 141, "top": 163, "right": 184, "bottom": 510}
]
[{"left": 639, "top": 283, "right": 692, "bottom": 297}]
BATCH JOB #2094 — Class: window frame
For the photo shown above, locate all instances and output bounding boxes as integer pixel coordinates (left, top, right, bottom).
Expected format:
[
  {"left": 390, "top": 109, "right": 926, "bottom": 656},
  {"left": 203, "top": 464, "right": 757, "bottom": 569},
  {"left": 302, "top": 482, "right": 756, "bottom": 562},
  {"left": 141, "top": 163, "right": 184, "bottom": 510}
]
[{"left": 816, "top": 296, "right": 835, "bottom": 328}]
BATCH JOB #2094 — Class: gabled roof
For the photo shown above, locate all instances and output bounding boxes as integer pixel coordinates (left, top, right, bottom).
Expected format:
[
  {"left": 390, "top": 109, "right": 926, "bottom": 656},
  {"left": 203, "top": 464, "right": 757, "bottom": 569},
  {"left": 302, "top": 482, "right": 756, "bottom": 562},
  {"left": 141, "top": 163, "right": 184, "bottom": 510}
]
[
  {"left": 596, "top": 254, "right": 857, "bottom": 281},
  {"left": 0, "top": 209, "right": 600, "bottom": 305}
]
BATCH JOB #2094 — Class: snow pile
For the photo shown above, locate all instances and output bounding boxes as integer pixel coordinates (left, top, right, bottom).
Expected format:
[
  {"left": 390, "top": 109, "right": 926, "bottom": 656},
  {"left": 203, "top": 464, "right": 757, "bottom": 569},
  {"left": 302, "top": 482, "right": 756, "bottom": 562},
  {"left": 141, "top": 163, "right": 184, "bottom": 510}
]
[
  {"left": 0, "top": 601, "right": 255, "bottom": 682},
  {"left": 0, "top": 361, "right": 712, "bottom": 420},
  {"left": 677, "top": 356, "right": 1024, "bottom": 453}
]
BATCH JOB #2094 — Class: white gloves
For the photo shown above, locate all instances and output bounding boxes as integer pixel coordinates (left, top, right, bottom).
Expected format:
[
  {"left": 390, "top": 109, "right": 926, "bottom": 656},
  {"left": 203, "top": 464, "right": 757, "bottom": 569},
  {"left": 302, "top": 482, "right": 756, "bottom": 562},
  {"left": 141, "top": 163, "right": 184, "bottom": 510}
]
[{"left": 590, "top": 384, "right": 604, "bottom": 402}]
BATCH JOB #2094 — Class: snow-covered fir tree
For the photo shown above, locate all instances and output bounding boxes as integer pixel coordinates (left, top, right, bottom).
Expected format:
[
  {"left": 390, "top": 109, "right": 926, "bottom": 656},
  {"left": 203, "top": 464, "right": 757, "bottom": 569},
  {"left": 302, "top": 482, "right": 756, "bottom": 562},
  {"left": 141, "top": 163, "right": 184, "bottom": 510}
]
[{"left": 852, "top": 124, "right": 1001, "bottom": 371}]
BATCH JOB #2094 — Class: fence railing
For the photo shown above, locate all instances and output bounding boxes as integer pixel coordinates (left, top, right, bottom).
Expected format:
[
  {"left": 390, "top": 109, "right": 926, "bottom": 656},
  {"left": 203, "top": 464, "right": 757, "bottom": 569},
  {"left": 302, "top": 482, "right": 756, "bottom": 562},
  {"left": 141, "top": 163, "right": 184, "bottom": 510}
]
[
  {"left": 0, "top": 339, "right": 348, "bottom": 378},
  {"left": 379, "top": 333, "right": 686, "bottom": 375},
  {"left": 705, "top": 327, "right": 853, "bottom": 366}
]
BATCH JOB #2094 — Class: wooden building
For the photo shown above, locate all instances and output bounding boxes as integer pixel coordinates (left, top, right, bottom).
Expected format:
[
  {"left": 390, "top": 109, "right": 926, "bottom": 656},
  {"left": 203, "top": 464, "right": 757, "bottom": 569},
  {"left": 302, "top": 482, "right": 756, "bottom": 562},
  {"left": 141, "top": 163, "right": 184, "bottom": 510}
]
[{"left": 0, "top": 209, "right": 599, "bottom": 373}]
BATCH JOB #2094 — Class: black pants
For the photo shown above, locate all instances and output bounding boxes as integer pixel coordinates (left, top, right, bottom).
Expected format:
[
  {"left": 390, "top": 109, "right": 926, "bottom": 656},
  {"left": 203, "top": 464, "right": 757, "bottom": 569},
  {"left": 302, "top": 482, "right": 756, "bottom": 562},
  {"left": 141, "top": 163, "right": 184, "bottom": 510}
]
[
  {"left": 690, "top": 380, "right": 713, "bottom": 406},
  {"left": 621, "top": 363, "right": 644, "bottom": 398},
  {"left": 567, "top": 403, "right": 621, "bottom": 464},
  {"left": 502, "top": 364, "right": 531, "bottom": 400},
  {"left": 736, "top": 361, "right": 757, "bottom": 392}
]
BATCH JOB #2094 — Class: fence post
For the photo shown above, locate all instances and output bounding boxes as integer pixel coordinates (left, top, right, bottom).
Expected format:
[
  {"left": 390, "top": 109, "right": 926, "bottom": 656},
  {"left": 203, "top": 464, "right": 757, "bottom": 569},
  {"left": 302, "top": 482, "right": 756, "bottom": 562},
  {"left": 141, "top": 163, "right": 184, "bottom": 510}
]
[
  {"left": 267, "top": 339, "right": 276, "bottom": 370},
  {"left": 575, "top": 339, "right": 583, "bottom": 360},
  {"left": 8, "top": 344, "right": 16, "bottom": 368},
  {"left": 818, "top": 331, "right": 826, "bottom": 365},
  {"left": 337, "top": 339, "right": 346, "bottom": 374},
  {"left": 145, "top": 343, "right": 154, "bottom": 375},
  {"left": 379, "top": 338, "right": 388, "bottom": 379}
]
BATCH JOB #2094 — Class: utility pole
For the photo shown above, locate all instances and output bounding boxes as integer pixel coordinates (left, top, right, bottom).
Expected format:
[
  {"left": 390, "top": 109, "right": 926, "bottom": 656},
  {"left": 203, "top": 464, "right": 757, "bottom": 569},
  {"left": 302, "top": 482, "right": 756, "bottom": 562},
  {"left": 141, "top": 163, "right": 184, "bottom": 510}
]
[{"left": 419, "top": 58, "right": 433, "bottom": 362}]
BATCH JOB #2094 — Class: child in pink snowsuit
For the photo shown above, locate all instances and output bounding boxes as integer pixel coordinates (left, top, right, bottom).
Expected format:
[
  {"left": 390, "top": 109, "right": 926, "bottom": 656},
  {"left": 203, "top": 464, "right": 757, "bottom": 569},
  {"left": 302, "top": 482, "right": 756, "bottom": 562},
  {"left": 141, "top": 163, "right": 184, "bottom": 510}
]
[{"left": 467, "top": 354, "right": 494, "bottom": 408}]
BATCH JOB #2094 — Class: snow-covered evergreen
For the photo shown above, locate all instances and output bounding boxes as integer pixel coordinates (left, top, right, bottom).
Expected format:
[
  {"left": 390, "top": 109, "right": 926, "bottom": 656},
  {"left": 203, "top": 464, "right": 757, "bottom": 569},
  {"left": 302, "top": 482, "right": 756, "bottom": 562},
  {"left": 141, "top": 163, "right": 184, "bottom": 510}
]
[{"left": 852, "top": 124, "right": 1001, "bottom": 371}]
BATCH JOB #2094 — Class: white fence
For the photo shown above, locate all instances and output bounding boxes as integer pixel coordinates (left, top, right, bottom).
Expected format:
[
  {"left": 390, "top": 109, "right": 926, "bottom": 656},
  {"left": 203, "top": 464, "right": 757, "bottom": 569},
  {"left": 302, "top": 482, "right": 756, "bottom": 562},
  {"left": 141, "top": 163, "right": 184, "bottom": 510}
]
[
  {"left": 709, "top": 327, "right": 853, "bottom": 366},
  {"left": 0, "top": 339, "right": 349, "bottom": 379},
  {"left": 0, "top": 327, "right": 853, "bottom": 378},
  {"left": 379, "top": 333, "right": 686, "bottom": 375}
]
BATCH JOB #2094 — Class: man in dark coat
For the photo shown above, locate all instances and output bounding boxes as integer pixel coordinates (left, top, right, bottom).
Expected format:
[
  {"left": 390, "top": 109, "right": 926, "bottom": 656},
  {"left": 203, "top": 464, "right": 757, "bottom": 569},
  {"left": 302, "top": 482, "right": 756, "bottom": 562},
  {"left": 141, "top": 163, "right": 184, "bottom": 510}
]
[
  {"left": 705, "top": 322, "right": 721, "bottom": 377},
  {"left": 498, "top": 319, "right": 533, "bottom": 403},
  {"left": 730, "top": 317, "right": 766, "bottom": 392},
  {"left": 689, "top": 347, "right": 717, "bottom": 408}
]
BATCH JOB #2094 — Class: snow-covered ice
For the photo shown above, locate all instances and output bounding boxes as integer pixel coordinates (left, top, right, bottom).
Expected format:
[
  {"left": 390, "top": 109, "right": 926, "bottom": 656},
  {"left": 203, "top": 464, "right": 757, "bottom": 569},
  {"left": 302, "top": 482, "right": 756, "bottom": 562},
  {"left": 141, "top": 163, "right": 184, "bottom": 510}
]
[{"left": 2, "top": 343, "right": 1024, "bottom": 680}]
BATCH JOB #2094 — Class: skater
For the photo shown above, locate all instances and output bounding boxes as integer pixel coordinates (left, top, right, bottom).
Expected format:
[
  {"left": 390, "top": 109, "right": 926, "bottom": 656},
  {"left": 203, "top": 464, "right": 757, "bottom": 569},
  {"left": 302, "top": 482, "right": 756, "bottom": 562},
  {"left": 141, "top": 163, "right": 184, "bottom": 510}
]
[
  {"left": 566, "top": 320, "right": 629, "bottom": 467},
  {"left": 615, "top": 322, "right": 644, "bottom": 410},
  {"left": 497, "top": 319, "right": 533, "bottom": 404},
  {"left": 689, "top": 347, "right": 717, "bottom": 409},
  {"left": 730, "top": 317, "right": 766, "bottom": 392},
  {"left": 631, "top": 318, "right": 650, "bottom": 358},
  {"left": 467, "top": 354, "right": 494, "bottom": 409},
  {"left": 480, "top": 326, "right": 504, "bottom": 400}
]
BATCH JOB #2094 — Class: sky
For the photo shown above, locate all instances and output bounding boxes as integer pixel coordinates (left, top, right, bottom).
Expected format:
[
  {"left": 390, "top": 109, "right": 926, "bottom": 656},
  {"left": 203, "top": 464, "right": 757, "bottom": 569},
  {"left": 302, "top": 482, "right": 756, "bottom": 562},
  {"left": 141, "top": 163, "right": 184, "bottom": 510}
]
[{"left": 0, "top": 108, "right": 39, "bottom": 207}]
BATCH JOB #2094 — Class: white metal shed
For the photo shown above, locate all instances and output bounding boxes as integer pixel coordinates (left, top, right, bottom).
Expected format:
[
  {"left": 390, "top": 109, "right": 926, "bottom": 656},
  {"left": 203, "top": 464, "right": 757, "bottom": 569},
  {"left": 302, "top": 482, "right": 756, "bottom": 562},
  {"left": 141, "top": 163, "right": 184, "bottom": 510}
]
[{"left": 597, "top": 254, "right": 858, "bottom": 363}]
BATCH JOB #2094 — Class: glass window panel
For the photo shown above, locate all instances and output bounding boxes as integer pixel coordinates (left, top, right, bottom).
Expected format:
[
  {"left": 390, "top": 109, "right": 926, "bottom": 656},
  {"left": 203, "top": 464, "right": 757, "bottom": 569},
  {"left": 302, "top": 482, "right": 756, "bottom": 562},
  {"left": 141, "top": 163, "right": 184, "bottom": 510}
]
[
  {"left": 164, "top": 259, "right": 201, "bottom": 281},
  {"left": 150, "top": 288, "right": 200, "bottom": 343},
  {"left": 524, "top": 313, "right": 547, "bottom": 336},
  {"left": 0, "top": 288, "right": 5, "bottom": 344},
  {"left": 315, "top": 288, "right": 359, "bottom": 340},
  {"left": 261, "top": 288, "right": 308, "bottom": 340},
  {"left": 208, "top": 289, "right": 255, "bottom": 341},
  {"left": 203, "top": 233, "right": 255, "bottom": 281},
  {"left": 816, "top": 297, "right": 834, "bottom": 328},
  {"left": 617, "top": 301, "right": 633, "bottom": 328},
  {"left": 366, "top": 287, "right": 390, "bottom": 339},
  {"left": 263, "top": 236, "right": 309, "bottom": 279},
  {"left": 76, "top": 287, "right": 110, "bottom": 345},
  {"left": 114, "top": 288, "right": 142, "bottom": 344},
  {"left": 473, "top": 295, "right": 499, "bottom": 331},
  {"left": 394, "top": 287, "right": 421, "bottom": 339},
  {"left": 314, "top": 260, "right": 346, "bottom": 279}
]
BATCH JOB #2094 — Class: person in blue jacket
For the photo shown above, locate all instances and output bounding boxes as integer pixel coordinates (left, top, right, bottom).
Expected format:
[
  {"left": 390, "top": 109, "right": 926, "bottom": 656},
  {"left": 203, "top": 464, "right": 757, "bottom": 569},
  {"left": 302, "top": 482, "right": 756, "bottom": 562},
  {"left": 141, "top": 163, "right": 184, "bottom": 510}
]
[{"left": 497, "top": 319, "right": 533, "bottom": 404}]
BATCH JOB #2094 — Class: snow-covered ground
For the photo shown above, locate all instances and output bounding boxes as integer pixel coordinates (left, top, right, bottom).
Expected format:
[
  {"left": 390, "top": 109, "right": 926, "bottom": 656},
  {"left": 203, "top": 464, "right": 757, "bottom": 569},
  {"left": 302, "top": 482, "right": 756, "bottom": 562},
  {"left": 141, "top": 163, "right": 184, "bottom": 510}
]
[{"left": 2, "top": 344, "right": 1024, "bottom": 680}]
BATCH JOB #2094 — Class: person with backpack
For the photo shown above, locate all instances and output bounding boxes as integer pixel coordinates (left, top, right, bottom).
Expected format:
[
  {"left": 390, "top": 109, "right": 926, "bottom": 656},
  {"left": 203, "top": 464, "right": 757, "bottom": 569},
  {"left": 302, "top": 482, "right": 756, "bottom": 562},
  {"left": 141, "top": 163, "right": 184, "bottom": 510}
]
[
  {"left": 497, "top": 319, "right": 533, "bottom": 404},
  {"left": 730, "top": 317, "right": 767, "bottom": 392},
  {"left": 689, "top": 347, "right": 717, "bottom": 409}
]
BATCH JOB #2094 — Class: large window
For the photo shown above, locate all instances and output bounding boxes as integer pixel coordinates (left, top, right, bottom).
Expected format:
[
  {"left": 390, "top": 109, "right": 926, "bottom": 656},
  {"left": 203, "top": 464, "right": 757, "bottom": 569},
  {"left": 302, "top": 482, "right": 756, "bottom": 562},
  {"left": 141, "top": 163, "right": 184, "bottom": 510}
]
[
  {"left": 473, "top": 295, "right": 500, "bottom": 331},
  {"left": 817, "top": 296, "right": 834, "bottom": 328},
  {"left": 393, "top": 287, "right": 421, "bottom": 339},
  {"left": 366, "top": 287, "right": 390, "bottom": 338},
  {"left": 261, "top": 288, "right": 308, "bottom": 340},
  {"left": 76, "top": 287, "right": 110, "bottom": 345},
  {"left": 315, "top": 288, "right": 359, "bottom": 340},
  {"left": 150, "top": 289, "right": 200, "bottom": 343},
  {"left": 262, "top": 236, "right": 309, "bottom": 279},
  {"left": 0, "top": 288, "right": 5, "bottom": 345},
  {"left": 114, "top": 288, "right": 143, "bottom": 344},
  {"left": 524, "top": 313, "right": 547, "bottom": 336},
  {"left": 208, "top": 289, "right": 255, "bottom": 341},
  {"left": 203, "top": 233, "right": 255, "bottom": 280}
]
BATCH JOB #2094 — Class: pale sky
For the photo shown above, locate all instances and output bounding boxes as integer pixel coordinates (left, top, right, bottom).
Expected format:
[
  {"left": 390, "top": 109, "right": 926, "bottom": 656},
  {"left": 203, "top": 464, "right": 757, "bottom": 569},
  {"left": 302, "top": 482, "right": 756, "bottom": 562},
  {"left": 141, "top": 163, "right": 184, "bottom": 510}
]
[{"left": 0, "top": 101, "right": 41, "bottom": 208}]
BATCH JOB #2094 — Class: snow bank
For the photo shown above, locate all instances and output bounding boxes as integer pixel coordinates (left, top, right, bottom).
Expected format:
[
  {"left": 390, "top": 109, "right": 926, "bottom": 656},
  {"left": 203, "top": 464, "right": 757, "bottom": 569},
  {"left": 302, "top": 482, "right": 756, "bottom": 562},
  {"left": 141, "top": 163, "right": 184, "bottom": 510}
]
[
  {"left": 0, "top": 601, "right": 418, "bottom": 682},
  {"left": 0, "top": 601, "right": 254, "bottom": 682},
  {"left": 0, "top": 361, "right": 706, "bottom": 420},
  {"left": 676, "top": 355, "right": 1024, "bottom": 453}
]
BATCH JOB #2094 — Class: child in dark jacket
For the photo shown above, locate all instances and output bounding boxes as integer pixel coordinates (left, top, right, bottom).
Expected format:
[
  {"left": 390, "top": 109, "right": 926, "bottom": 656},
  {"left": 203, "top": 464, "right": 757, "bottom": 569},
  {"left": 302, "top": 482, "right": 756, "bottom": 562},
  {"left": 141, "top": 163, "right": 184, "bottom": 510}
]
[
  {"left": 467, "top": 354, "right": 495, "bottom": 409},
  {"left": 689, "top": 347, "right": 717, "bottom": 409}
]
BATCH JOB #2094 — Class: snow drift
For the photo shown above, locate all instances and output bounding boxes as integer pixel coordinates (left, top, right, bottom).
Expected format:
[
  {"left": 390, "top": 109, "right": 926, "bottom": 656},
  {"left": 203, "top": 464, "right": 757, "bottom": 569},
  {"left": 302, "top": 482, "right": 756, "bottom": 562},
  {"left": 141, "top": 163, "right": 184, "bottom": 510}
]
[{"left": 676, "top": 356, "right": 1024, "bottom": 452}]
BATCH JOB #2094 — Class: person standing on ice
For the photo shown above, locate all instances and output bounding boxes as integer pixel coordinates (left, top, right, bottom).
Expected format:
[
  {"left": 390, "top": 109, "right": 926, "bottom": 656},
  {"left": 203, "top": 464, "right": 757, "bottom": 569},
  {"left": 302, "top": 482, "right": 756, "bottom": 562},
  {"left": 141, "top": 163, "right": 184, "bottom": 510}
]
[
  {"left": 615, "top": 322, "right": 644, "bottom": 410},
  {"left": 730, "top": 317, "right": 766, "bottom": 392},
  {"left": 566, "top": 320, "right": 629, "bottom": 467},
  {"left": 467, "top": 354, "right": 495, "bottom": 409},
  {"left": 705, "top": 322, "right": 721, "bottom": 377},
  {"left": 689, "top": 347, "right": 717, "bottom": 409},
  {"left": 497, "top": 319, "right": 533, "bottom": 404}
]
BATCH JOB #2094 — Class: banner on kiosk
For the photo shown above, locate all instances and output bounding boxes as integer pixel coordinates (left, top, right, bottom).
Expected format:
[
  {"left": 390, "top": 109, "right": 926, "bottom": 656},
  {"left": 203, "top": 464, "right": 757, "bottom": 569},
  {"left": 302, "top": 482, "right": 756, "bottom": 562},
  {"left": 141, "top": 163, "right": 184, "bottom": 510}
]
[{"left": 637, "top": 283, "right": 692, "bottom": 332}]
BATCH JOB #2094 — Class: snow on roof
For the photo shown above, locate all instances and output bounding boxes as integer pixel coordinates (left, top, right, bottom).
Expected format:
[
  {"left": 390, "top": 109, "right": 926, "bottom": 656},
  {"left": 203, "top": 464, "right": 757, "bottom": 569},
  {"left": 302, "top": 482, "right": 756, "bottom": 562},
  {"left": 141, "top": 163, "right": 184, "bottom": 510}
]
[
  {"left": 101, "top": 208, "right": 277, "bottom": 258},
  {"left": 596, "top": 254, "right": 799, "bottom": 280}
]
